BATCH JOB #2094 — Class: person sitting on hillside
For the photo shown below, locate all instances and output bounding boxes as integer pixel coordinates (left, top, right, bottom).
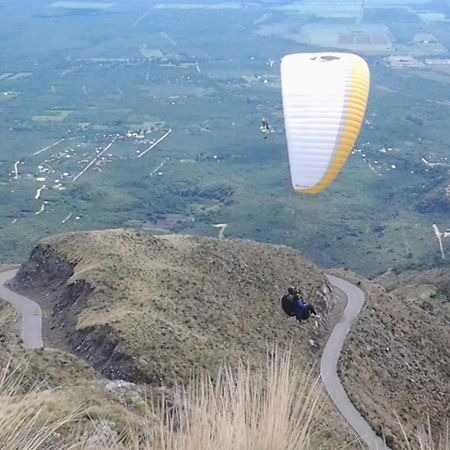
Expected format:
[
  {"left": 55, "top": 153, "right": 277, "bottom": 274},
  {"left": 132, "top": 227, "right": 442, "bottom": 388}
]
[
  {"left": 280, "top": 286, "right": 299, "bottom": 317},
  {"left": 294, "top": 291, "right": 317, "bottom": 322}
]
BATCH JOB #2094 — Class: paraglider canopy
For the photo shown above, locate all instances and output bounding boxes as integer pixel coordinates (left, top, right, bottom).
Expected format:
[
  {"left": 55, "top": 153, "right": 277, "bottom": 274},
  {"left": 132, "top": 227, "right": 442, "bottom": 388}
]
[{"left": 280, "top": 52, "right": 370, "bottom": 194}]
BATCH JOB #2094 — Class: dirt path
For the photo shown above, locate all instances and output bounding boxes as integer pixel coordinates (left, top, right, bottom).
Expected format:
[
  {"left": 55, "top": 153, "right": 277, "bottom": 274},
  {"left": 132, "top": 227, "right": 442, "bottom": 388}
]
[
  {"left": 322, "top": 274, "right": 390, "bottom": 450},
  {"left": 0, "top": 269, "right": 43, "bottom": 349}
]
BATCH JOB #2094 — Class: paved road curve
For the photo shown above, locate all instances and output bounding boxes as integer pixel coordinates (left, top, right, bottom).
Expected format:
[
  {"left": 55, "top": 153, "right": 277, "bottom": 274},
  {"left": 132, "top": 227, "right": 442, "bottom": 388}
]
[
  {"left": 0, "top": 269, "right": 43, "bottom": 349},
  {"left": 322, "top": 274, "right": 390, "bottom": 450}
]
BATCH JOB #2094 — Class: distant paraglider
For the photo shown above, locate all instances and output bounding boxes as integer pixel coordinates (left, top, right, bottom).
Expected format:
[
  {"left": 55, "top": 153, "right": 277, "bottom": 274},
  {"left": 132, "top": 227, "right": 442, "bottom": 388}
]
[
  {"left": 280, "top": 52, "right": 370, "bottom": 194},
  {"left": 260, "top": 117, "right": 271, "bottom": 138}
]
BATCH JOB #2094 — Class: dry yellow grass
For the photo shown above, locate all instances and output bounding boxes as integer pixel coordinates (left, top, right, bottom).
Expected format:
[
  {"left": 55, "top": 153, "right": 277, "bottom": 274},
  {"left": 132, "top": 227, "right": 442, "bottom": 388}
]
[
  {"left": 399, "top": 419, "right": 449, "bottom": 450},
  {"left": 145, "top": 347, "right": 323, "bottom": 450},
  {"left": 0, "top": 350, "right": 448, "bottom": 449},
  {"left": 0, "top": 348, "right": 325, "bottom": 450},
  {"left": 0, "top": 357, "right": 79, "bottom": 450}
]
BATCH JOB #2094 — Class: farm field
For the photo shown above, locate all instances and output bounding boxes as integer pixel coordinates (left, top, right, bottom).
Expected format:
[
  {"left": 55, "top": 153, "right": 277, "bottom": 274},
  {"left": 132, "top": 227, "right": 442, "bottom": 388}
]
[{"left": 2, "top": 0, "right": 450, "bottom": 276}]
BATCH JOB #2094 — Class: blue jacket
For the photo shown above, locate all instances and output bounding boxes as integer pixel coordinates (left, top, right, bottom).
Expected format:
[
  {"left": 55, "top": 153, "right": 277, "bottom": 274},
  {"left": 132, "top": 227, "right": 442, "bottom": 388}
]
[{"left": 295, "top": 299, "right": 316, "bottom": 320}]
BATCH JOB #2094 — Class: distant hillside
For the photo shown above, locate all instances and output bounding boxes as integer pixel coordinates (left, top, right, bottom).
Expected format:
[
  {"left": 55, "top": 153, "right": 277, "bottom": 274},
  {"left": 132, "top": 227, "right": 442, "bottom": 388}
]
[{"left": 336, "top": 268, "right": 450, "bottom": 448}]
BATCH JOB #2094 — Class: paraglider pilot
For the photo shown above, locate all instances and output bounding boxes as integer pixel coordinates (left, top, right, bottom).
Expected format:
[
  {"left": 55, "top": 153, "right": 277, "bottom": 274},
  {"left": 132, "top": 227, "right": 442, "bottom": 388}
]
[
  {"left": 281, "top": 287, "right": 317, "bottom": 323},
  {"left": 260, "top": 118, "right": 270, "bottom": 138}
]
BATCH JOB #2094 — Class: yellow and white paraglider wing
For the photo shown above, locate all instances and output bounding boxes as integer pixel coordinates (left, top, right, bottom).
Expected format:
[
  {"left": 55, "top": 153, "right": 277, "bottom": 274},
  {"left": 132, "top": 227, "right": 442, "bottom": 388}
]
[{"left": 280, "top": 53, "right": 370, "bottom": 194}]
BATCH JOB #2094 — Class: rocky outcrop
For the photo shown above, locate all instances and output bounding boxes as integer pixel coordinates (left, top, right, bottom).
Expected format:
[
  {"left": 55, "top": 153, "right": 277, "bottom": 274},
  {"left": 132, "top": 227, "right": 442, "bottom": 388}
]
[
  {"left": 10, "top": 242, "right": 148, "bottom": 381},
  {"left": 10, "top": 243, "right": 93, "bottom": 348},
  {"left": 71, "top": 324, "right": 154, "bottom": 383}
]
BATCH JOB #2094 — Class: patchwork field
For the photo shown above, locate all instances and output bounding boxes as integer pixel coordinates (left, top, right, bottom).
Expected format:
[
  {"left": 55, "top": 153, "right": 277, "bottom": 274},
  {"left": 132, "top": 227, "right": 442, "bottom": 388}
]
[{"left": 1, "top": 1, "right": 450, "bottom": 276}]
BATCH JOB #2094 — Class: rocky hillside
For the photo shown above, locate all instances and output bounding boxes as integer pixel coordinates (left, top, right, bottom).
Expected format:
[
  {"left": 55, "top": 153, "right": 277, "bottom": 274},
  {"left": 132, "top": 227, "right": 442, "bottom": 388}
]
[
  {"left": 0, "top": 266, "right": 154, "bottom": 442},
  {"left": 11, "top": 230, "right": 333, "bottom": 385},
  {"left": 336, "top": 268, "right": 450, "bottom": 449},
  {"left": 5, "top": 232, "right": 363, "bottom": 448},
  {"left": 5, "top": 231, "right": 450, "bottom": 448}
]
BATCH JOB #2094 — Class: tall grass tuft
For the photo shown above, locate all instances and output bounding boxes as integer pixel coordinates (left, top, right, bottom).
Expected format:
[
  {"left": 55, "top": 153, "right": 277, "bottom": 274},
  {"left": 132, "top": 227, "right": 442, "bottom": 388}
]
[
  {"left": 144, "top": 347, "right": 323, "bottom": 450},
  {"left": 0, "top": 349, "right": 323, "bottom": 450},
  {"left": 399, "top": 418, "right": 449, "bottom": 450},
  {"left": 4, "top": 349, "right": 447, "bottom": 450},
  {"left": 0, "top": 357, "right": 78, "bottom": 450}
]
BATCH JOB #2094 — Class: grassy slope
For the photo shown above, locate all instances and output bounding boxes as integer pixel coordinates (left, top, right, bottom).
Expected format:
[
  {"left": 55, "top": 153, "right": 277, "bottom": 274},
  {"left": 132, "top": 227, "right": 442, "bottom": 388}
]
[
  {"left": 4, "top": 234, "right": 358, "bottom": 447},
  {"left": 334, "top": 268, "right": 449, "bottom": 449},
  {"left": 6, "top": 233, "right": 449, "bottom": 448},
  {"left": 23, "top": 230, "right": 331, "bottom": 383}
]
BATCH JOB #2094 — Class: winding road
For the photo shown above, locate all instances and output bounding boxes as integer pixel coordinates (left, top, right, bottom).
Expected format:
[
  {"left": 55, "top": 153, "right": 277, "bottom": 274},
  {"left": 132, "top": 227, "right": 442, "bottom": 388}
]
[
  {"left": 322, "top": 275, "right": 390, "bottom": 450},
  {"left": 0, "top": 268, "right": 389, "bottom": 448},
  {"left": 0, "top": 269, "right": 43, "bottom": 349}
]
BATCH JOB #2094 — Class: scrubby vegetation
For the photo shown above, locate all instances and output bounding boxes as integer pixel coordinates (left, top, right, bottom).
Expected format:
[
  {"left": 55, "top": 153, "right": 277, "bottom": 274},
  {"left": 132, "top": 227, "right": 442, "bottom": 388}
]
[
  {"left": 1, "top": 349, "right": 448, "bottom": 450},
  {"left": 0, "top": 349, "right": 325, "bottom": 450}
]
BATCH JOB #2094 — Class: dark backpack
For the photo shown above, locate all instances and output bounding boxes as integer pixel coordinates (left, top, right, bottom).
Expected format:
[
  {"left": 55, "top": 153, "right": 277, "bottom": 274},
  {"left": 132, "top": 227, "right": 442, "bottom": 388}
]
[{"left": 281, "top": 294, "right": 297, "bottom": 317}]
